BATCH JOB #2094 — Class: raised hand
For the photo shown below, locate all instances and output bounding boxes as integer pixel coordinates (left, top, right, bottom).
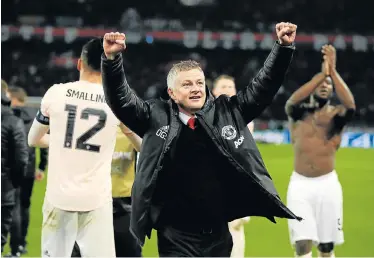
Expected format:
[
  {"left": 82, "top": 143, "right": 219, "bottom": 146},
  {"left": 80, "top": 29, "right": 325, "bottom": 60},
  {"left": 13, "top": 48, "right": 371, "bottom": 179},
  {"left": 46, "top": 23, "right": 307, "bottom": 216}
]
[
  {"left": 103, "top": 32, "right": 126, "bottom": 59},
  {"left": 322, "top": 58, "right": 330, "bottom": 76},
  {"left": 276, "top": 22, "right": 297, "bottom": 45},
  {"left": 322, "top": 44, "right": 336, "bottom": 71}
]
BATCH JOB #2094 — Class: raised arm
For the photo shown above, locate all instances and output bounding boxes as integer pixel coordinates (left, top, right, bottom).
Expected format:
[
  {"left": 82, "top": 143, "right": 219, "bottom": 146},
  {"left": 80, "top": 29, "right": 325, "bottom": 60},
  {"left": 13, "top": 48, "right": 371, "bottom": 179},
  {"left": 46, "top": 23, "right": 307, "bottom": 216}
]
[
  {"left": 285, "top": 72, "right": 326, "bottom": 119},
  {"left": 322, "top": 44, "right": 356, "bottom": 131},
  {"left": 235, "top": 22, "right": 297, "bottom": 123},
  {"left": 101, "top": 32, "right": 151, "bottom": 137}
]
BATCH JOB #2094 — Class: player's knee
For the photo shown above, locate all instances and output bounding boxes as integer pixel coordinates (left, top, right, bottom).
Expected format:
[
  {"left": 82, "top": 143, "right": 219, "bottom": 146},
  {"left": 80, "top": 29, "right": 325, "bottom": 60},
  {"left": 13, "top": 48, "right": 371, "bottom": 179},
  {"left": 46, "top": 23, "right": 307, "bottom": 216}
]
[
  {"left": 318, "top": 242, "right": 334, "bottom": 254},
  {"left": 295, "top": 240, "right": 313, "bottom": 256}
]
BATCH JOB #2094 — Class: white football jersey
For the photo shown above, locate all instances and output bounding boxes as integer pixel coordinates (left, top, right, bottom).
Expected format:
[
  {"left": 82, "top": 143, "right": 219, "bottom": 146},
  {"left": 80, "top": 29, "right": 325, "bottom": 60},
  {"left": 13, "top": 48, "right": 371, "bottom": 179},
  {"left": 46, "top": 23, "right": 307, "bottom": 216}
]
[{"left": 38, "top": 80, "right": 119, "bottom": 211}]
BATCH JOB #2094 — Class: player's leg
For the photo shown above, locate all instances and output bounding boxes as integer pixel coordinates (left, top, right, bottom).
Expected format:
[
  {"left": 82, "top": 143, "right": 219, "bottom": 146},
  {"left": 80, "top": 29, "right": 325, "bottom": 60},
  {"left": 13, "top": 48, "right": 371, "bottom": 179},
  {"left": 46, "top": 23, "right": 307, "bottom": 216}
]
[
  {"left": 9, "top": 188, "right": 22, "bottom": 256},
  {"left": 287, "top": 172, "right": 318, "bottom": 257},
  {"left": 76, "top": 201, "right": 115, "bottom": 257},
  {"left": 1, "top": 188, "right": 17, "bottom": 253},
  {"left": 41, "top": 200, "right": 78, "bottom": 257},
  {"left": 19, "top": 177, "right": 35, "bottom": 253},
  {"left": 316, "top": 172, "right": 344, "bottom": 257},
  {"left": 228, "top": 218, "right": 246, "bottom": 257},
  {"left": 113, "top": 211, "right": 142, "bottom": 257}
]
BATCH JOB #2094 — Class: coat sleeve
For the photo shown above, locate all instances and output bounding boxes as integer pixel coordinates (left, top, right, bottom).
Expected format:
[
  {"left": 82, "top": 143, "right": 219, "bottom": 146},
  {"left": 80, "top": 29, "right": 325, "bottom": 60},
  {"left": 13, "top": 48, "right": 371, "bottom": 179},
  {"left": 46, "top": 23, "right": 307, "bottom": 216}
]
[
  {"left": 101, "top": 53, "right": 151, "bottom": 137},
  {"left": 11, "top": 117, "right": 28, "bottom": 187},
  {"left": 235, "top": 42, "right": 295, "bottom": 123}
]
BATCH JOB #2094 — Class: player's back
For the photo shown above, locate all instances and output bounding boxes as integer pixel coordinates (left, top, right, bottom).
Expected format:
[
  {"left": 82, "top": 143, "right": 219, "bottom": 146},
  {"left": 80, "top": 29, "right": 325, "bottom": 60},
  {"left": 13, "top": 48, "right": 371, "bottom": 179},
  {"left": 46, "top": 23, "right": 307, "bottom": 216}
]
[{"left": 45, "top": 80, "right": 119, "bottom": 211}]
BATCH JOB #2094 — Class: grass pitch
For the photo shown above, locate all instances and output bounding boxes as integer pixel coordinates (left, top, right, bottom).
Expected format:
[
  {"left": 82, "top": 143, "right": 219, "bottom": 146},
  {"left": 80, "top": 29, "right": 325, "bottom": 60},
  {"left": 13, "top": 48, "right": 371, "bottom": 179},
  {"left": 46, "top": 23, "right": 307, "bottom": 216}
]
[{"left": 3, "top": 144, "right": 374, "bottom": 257}]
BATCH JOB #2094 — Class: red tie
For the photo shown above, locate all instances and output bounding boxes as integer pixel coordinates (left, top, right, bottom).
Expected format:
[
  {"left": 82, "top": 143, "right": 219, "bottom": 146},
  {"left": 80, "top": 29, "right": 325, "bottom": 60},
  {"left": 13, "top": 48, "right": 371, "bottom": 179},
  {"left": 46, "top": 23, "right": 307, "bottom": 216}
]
[{"left": 187, "top": 117, "right": 196, "bottom": 130}]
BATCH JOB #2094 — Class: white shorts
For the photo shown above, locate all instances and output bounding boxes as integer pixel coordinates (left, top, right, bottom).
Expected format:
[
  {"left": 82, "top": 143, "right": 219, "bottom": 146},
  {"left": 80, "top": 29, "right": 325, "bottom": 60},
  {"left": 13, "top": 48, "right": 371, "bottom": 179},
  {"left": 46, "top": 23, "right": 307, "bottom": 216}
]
[
  {"left": 287, "top": 171, "right": 344, "bottom": 246},
  {"left": 41, "top": 200, "right": 115, "bottom": 257}
]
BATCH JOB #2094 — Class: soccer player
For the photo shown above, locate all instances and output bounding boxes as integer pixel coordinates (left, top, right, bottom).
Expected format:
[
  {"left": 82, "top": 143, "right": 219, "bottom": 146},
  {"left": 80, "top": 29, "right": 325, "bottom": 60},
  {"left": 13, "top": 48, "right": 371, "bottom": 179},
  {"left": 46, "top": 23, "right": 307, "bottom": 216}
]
[
  {"left": 28, "top": 38, "right": 125, "bottom": 257},
  {"left": 212, "top": 75, "right": 253, "bottom": 257},
  {"left": 101, "top": 22, "right": 300, "bottom": 257},
  {"left": 285, "top": 45, "right": 355, "bottom": 257}
]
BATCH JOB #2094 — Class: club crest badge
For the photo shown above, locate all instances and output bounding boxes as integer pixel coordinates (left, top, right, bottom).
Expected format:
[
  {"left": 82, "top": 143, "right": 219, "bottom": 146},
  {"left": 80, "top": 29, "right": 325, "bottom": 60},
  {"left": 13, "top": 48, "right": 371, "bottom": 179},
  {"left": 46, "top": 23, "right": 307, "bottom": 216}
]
[{"left": 221, "top": 125, "right": 237, "bottom": 140}]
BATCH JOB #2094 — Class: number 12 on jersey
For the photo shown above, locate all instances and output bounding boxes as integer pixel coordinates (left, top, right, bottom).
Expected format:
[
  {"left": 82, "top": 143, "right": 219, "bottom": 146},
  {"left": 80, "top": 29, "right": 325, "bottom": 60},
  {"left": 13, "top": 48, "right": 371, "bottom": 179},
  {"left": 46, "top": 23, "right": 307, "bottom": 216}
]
[{"left": 64, "top": 104, "right": 107, "bottom": 153}]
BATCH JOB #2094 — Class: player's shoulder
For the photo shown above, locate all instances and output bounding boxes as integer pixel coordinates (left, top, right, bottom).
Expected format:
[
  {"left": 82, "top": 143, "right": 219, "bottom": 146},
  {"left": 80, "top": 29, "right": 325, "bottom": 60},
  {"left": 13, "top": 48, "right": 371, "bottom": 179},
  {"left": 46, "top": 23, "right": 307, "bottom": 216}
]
[
  {"left": 46, "top": 81, "right": 80, "bottom": 95},
  {"left": 327, "top": 104, "right": 345, "bottom": 115}
]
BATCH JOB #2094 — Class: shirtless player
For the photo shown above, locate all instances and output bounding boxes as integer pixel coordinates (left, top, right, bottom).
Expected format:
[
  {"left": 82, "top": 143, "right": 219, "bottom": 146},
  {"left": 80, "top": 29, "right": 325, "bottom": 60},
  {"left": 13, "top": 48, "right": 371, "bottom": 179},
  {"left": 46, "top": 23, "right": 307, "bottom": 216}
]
[{"left": 285, "top": 45, "right": 355, "bottom": 258}]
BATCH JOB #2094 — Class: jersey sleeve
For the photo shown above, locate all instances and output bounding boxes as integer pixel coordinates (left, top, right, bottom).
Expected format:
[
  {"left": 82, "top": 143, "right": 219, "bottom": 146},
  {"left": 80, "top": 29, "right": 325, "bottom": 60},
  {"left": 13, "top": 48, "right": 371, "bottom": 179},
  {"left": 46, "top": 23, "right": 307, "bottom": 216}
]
[{"left": 36, "top": 86, "right": 55, "bottom": 125}]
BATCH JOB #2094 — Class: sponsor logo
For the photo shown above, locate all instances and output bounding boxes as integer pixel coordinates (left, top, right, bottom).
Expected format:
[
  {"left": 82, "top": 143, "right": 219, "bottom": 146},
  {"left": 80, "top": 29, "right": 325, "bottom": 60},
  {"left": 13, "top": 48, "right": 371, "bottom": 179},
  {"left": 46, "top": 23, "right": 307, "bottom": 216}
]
[
  {"left": 234, "top": 135, "right": 244, "bottom": 148},
  {"left": 156, "top": 125, "right": 169, "bottom": 140}
]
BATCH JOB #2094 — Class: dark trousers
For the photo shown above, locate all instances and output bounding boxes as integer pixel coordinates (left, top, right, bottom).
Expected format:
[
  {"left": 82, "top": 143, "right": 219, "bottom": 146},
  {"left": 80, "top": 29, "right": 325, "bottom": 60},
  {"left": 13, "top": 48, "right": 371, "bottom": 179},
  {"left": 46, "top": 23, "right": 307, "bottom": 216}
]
[
  {"left": 113, "top": 211, "right": 142, "bottom": 257},
  {"left": 157, "top": 223, "right": 233, "bottom": 257},
  {"left": 10, "top": 178, "right": 35, "bottom": 253},
  {"left": 71, "top": 210, "right": 142, "bottom": 257},
  {"left": 1, "top": 189, "right": 16, "bottom": 253}
]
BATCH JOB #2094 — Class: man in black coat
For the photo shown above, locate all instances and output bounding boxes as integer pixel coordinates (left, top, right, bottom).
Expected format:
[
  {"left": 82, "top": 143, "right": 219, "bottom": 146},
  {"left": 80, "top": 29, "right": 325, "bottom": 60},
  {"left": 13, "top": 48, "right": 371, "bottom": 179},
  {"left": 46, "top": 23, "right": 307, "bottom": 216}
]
[
  {"left": 101, "top": 22, "right": 301, "bottom": 257},
  {"left": 1, "top": 81, "right": 28, "bottom": 254},
  {"left": 6, "top": 86, "right": 48, "bottom": 256}
]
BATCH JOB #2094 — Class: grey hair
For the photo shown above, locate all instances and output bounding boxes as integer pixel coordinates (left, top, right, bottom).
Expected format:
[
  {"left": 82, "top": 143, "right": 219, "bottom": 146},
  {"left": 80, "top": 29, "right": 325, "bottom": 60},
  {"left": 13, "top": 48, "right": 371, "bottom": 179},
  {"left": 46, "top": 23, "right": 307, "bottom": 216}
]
[{"left": 166, "top": 60, "right": 202, "bottom": 89}]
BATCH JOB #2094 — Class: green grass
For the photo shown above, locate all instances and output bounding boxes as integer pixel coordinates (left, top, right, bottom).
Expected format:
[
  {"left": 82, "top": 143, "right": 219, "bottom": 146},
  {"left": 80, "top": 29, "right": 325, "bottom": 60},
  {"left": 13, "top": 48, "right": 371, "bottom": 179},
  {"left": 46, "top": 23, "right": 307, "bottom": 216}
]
[{"left": 3, "top": 144, "right": 374, "bottom": 257}]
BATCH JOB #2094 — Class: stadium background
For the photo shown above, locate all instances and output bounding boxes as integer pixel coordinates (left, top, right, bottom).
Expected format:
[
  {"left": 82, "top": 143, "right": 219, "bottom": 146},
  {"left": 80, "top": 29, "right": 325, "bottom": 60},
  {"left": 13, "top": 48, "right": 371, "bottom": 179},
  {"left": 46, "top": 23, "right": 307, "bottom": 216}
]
[{"left": 2, "top": 0, "right": 374, "bottom": 256}]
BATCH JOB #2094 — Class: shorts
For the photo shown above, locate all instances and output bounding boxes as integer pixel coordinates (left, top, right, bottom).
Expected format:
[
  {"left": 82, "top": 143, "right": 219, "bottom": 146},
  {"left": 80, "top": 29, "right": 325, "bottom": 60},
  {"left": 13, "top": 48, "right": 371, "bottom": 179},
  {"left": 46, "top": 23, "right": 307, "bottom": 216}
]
[
  {"left": 287, "top": 170, "right": 344, "bottom": 246},
  {"left": 41, "top": 200, "right": 115, "bottom": 257}
]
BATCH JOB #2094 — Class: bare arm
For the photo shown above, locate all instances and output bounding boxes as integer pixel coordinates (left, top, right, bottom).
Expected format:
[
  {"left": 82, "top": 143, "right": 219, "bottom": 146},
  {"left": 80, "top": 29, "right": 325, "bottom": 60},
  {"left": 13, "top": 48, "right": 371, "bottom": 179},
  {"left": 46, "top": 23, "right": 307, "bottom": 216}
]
[
  {"left": 285, "top": 72, "right": 326, "bottom": 116},
  {"left": 323, "top": 44, "right": 356, "bottom": 132},
  {"left": 330, "top": 70, "right": 355, "bottom": 110},
  {"left": 28, "top": 119, "right": 50, "bottom": 148},
  {"left": 120, "top": 123, "right": 142, "bottom": 152},
  {"left": 323, "top": 45, "right": 355, "bottom": 111}
]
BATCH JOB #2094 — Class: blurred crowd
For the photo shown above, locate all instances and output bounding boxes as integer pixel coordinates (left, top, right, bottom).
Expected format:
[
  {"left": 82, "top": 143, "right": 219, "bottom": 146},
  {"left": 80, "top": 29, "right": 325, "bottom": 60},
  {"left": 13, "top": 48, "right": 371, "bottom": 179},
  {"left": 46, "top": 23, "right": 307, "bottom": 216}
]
[
  {"left": 3, "top": 0, "right": 373, "bottom": 34},
  {"left": 2, "top": 39, "right": 373, "bottom": 124}
]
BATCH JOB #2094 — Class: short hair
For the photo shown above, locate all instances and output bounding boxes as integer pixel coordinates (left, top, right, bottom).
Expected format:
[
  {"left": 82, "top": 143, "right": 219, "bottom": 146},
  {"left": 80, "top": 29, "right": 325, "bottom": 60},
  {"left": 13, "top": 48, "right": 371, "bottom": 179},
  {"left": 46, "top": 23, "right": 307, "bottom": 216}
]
[
  {"left": 8, "top": 86, "right": 28, "bottom": 103},
  {"left": 212, "top": 75, "right": 235, "bottom": 90},
  {"left": 1, "top": 79, "right": 8, "bottom": 94},
  {"left": 167, "top": 60, "right": 202, "bottom": 89},
  {"left": 81, "top": 37, "right": 104, "bottom": 72}
]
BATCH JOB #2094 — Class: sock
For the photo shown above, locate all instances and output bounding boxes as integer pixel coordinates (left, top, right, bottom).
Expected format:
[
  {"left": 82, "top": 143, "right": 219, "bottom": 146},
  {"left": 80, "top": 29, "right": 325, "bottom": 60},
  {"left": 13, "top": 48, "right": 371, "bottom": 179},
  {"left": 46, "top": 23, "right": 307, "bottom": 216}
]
[
  {"left": 297, "top": 251, "right": 312, "bottom": 258},
  {"left": 318, "top": 252, "right": 335, "bottom": 258}
]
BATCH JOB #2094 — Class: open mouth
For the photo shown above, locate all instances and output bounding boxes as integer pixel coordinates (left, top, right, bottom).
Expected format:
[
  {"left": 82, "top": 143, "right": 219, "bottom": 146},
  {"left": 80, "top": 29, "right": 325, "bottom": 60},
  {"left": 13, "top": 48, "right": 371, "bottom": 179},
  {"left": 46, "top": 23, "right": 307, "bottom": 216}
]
[
  {"left": 189, "top": 96, "right": 201, "bottom": 100},
  {"left": 320, "top": 89, "right": 328, "bottom": 94}
]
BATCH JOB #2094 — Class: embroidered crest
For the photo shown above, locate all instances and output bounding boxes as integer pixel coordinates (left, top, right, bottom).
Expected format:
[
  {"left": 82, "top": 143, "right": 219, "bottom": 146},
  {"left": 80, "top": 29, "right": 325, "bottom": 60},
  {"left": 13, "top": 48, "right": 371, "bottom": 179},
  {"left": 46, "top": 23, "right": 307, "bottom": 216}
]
[{"left": 221, "top": 125, "right": 237, "bottom": 140}]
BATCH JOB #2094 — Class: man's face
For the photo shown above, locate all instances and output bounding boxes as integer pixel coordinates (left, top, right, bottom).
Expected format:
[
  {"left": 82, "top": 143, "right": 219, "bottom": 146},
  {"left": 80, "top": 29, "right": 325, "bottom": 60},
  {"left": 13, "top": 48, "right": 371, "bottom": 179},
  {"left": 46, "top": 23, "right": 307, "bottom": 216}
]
[
  {"left": 10, "top": 96, "right": 22, "bottom": 107},
  {"left": 314, "top": 77, "right": 333, "bottom": 99},
  {"left": 168, "top": 68, "right": 206, "bottom": 114},
  {"left": 213, "top": 78, "right": 236, "bottom": 97}
]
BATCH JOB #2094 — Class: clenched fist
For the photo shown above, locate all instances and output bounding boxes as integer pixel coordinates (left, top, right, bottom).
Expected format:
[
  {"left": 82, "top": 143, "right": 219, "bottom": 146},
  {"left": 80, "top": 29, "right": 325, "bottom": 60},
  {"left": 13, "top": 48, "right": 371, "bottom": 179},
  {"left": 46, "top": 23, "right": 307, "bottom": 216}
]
[
  {"left": 103, "top": 32, "right": 126, "bottom": 59},
  {"left": 276, "top": 22, "right": 297, "bottom": 45}
]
